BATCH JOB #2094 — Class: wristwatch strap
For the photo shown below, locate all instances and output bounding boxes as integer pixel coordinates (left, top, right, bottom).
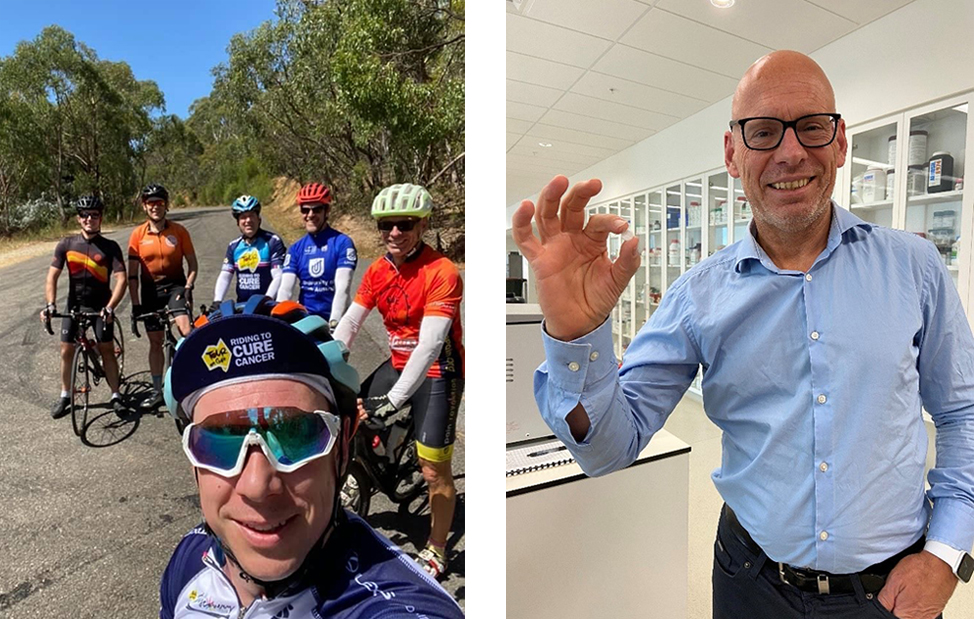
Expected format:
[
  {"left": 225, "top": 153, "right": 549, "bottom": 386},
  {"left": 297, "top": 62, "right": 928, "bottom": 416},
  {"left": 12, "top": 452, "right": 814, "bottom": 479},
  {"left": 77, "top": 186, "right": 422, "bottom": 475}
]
[{"left": 925, "top": 540, "right": 973, "bottom": 582}]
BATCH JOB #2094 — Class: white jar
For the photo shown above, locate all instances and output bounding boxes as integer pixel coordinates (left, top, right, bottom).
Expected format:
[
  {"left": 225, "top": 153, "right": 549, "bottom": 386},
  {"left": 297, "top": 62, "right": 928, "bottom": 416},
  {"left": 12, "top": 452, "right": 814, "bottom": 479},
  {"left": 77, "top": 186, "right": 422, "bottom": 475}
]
[
  {"left": 862, "top": 166, "right": 886, "bottom": 203},
  {"left": 909, "top": 130, "right": 928, "bottom": 166}
]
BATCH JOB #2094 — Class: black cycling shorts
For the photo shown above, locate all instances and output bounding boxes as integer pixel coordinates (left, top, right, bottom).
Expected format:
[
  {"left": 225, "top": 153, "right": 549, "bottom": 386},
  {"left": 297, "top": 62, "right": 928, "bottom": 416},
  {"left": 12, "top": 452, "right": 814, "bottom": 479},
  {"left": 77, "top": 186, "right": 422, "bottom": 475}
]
[
  {"left": 60, "top": 306, "right": 114, "bottom": 344},
  {"left": 141, "top": 283, "right": 189, "bottom": 332},
  {"left": 361, "top": 359, "right": 464, "bottom": 463}
]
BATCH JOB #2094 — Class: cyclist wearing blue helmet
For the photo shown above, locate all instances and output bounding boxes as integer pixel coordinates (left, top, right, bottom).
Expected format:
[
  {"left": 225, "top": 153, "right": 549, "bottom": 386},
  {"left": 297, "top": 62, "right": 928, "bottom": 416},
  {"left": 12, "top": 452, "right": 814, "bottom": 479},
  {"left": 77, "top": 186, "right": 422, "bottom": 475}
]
[
  {"left": 159, "top": 297, "right": 462, "bottom": 619},
  {"left": 213, "top": 195, "right": 286, "bottom": 304}
]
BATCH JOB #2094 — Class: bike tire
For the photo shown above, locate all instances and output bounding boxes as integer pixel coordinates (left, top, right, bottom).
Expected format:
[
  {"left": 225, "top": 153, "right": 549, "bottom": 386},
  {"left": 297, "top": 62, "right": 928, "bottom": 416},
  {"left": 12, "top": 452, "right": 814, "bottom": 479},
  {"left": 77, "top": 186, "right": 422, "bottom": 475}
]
[
  {"left": 340, "top": 460, "right": 373, "bottom": 517},
  {"left": 113, "top": 328, "right": 125, "bottom": 379},
  {"left": 70, "top": 346, "right": 91, "bottom": 437},
  {"left": 391, "top": 434, "right": 427, "bottom": 504}
]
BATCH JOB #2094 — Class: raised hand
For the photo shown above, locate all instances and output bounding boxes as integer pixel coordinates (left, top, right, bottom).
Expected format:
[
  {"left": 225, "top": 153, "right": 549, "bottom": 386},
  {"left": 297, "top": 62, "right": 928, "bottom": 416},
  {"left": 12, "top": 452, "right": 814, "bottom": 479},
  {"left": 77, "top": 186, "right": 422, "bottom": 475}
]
[{"left": 512, "top": 175, "right": 640, "bottom": 341}]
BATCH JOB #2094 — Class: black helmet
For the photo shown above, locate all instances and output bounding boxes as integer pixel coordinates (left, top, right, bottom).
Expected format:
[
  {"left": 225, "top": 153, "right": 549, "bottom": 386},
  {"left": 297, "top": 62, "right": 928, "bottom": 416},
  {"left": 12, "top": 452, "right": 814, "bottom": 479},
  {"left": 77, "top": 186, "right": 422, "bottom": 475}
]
[
  {"left": 74, "top": 195, "right": 104, "bottom": 215},
  {"left": 141, "top": 184, "right": 169, "bottom": 202}
]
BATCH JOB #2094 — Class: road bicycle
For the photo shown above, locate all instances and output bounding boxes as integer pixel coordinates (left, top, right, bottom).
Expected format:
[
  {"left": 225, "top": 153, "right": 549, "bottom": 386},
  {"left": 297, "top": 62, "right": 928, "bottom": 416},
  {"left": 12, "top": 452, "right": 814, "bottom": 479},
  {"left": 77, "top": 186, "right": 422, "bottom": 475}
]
[
  {"left": 44, "top": 309, "right": 125, "bottom": 438},
  {"left": 131, "top": 306, "right": 188, "bottom": 434},
  {"left": 340, "top": 403, "right": 426, "bottom": 518}
]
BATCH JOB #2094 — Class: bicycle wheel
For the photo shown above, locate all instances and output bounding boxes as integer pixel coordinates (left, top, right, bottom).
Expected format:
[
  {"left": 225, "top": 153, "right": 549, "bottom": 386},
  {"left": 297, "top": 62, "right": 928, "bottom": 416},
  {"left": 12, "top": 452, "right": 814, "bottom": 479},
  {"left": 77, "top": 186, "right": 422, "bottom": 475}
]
[
  {"left": 340, "top": 460, "right": 373, "bottom": 517},
  {"left": 113, "top": 328, "right": 125, "bottom": 379},
  {"left": 70, "top": 346, "right": 91, "bottom": 437}
]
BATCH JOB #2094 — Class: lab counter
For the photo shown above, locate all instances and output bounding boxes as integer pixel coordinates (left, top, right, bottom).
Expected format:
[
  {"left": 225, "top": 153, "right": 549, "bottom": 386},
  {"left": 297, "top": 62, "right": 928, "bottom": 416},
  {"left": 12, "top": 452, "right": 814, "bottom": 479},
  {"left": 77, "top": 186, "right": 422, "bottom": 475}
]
[{"left": 507, "top": 429, "right": 691, "bottom": 619}]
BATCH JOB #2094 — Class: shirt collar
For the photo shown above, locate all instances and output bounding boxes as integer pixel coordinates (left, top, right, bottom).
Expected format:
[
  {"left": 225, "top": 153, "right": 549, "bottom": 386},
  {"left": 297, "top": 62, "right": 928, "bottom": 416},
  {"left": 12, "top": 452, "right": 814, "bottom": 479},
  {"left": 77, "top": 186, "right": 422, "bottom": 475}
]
[{"left": 733, "top": 201, "right": 872, "bottom": 273}]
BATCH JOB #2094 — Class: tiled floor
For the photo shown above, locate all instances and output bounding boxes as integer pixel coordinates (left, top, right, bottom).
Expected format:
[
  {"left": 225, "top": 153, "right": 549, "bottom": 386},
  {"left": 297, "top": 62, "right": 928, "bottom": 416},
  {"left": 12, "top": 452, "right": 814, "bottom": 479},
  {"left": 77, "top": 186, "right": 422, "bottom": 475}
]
[{"left": 664, "top": 395, "right": 974, "bottom": 619}]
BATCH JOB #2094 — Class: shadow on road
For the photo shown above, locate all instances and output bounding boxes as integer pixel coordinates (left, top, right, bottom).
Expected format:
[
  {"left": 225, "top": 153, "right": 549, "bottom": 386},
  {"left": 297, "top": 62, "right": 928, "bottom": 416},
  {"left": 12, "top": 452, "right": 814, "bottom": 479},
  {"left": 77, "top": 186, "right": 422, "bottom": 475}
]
[{"left": 80, "top": 371, "right": 169, "bottom": 447}]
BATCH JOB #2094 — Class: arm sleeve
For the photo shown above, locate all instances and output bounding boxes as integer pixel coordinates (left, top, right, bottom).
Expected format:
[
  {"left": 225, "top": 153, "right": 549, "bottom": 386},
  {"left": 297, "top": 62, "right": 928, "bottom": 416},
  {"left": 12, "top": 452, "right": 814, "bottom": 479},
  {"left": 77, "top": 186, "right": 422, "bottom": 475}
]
[
  {"left": 282, "top": 244, "right": 298, "bottom": 275},
  {"left": 387, "top": 315, "right": 452, "bottom": 408},
  {"left": 918, "top": 246, "right": 974, "bottom": 553},
  {"left": 266, "top": 266, "right": 283, "bottom": 299},
  {"left": 276, "top": 272, "right": 297, "bottom": 302},
  {"left": 212, "top": 271, "right": 233, "bottom": 302},
  {"left": 534, "top": 283, "right": 698, "bottom": 477},
  {"left": 333, "top": 302, "right": 370, "bottom": 348},
  {"left": 329, "top": 267, "right": 353, "bottom": 322},
  {"left": 337, "top": 235, "right": 357, "bottom": 270}
]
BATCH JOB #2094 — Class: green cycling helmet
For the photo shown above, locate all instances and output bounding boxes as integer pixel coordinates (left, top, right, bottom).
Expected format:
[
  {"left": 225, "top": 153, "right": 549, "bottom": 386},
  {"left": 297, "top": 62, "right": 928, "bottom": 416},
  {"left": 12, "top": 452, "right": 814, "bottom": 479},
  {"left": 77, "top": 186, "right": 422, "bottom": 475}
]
[{"left": 371, "top": 183, "right": 433, "bottom": 219}]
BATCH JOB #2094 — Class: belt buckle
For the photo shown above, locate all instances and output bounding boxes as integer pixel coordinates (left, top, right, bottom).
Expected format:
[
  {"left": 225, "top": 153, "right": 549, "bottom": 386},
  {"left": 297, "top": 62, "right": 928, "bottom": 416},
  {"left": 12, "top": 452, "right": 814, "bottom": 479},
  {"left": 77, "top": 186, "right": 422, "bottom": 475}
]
[
  {"left": 817, "top": 574, "right": 830, "bottom": 595},
  {"left": 778, "top": 562, "right": 787, "bottom": 585}
]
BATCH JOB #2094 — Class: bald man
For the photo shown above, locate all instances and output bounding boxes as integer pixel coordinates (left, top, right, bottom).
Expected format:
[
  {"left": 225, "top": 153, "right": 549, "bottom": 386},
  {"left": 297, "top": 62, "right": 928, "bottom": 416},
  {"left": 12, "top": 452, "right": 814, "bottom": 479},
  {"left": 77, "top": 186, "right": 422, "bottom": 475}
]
[{"left": 512, "top": 51, "right": 974, "bottom": 619}]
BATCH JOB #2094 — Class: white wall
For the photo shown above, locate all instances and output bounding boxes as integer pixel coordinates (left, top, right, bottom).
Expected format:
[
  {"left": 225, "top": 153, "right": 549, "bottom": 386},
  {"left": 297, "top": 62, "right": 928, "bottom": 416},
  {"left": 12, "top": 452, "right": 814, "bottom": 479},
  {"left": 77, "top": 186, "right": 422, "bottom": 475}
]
[{"left": 505, "top": 0, "right": 974, "bottom": 228}]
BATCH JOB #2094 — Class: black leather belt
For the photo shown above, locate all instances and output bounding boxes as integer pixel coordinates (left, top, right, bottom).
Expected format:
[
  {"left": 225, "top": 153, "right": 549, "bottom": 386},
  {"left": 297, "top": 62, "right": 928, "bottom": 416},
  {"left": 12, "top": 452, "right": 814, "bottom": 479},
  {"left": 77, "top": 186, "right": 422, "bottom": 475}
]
[{"left": 723, "top": 505, "right": 924, "bottom": 595}]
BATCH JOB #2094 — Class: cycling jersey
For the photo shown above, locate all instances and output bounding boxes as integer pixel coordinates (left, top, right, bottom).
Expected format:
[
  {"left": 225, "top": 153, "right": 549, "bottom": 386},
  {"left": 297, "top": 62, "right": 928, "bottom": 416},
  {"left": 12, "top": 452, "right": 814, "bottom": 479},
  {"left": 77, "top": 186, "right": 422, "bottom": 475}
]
[
  {"left": 282, "top": 227, "right": 357, "bottom": 318},
  {"left": 159, "top": 514, "right": 463, "bottom": 619},
  {"left": 354, "top": 244, "right": 464, "bottom": 378},
  {"left": 52, "top": 233, "right": 125, "bottom": 309},
  {"left": 128, "top": 220, "right": 195, "bottom": 287},
  {"left": 221, "top": 229, "right": 285, "bottom": 301}
]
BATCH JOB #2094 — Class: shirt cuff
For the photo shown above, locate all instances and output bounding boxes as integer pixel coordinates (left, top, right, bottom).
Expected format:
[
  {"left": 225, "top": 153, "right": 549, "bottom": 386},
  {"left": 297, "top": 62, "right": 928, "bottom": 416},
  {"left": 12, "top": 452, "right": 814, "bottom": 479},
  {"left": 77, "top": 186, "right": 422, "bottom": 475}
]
[
  {"left": 927, "top": 497, "right": 974, "bottom": 558},
  {"left": 539, "top": 318, "right": 617, "bottom": 394}
]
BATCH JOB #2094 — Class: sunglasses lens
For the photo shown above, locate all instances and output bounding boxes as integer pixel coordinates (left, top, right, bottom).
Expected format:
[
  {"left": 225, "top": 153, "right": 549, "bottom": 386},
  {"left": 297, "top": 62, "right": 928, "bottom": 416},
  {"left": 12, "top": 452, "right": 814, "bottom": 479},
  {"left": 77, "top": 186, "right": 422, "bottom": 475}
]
[
  {"left": 378, "top": 220, "right": 416, "bottom": 231},
  {"left": 300, "top": 207, "right": 323, "bottom": 215},
  {"left": 187, "top": 408, "right": 334, "bottom": 474}
]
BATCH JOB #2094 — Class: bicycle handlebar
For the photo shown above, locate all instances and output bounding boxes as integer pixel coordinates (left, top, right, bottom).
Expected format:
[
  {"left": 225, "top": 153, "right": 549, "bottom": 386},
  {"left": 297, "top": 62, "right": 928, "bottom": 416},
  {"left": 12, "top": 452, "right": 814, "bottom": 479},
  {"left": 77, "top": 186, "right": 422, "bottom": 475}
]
[{"left": 43, "top": 309, "right": 102, "bottom": 336}]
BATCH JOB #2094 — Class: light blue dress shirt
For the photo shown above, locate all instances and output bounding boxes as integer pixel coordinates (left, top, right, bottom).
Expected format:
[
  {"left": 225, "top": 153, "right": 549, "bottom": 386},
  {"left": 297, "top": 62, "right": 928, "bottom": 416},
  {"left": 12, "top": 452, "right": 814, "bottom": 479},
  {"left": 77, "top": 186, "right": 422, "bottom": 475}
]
[{"left": 535, "top": 204, "right": 974, "bottom": 573}]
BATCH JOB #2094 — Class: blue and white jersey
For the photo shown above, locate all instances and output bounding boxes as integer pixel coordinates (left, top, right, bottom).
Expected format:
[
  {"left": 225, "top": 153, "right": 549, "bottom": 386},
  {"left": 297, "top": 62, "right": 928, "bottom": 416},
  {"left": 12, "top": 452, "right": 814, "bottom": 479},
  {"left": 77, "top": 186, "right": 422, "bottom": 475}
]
[
  {"left": 159, "top": 514, "right": 463, "bottom": 619},
  {"left": 221, "top": 230, "right": 286, "bottom": 302},
  {"left": 282, "top": 227, "right": 357, "bottom": 317}
]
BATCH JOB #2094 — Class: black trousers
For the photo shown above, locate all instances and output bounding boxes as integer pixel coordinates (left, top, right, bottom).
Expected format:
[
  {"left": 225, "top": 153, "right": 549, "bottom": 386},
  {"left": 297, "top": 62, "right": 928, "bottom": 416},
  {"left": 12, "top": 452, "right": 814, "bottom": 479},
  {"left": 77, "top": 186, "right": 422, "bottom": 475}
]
[{"left": 712, "top": 508, "right": 943, "bottom": 619}]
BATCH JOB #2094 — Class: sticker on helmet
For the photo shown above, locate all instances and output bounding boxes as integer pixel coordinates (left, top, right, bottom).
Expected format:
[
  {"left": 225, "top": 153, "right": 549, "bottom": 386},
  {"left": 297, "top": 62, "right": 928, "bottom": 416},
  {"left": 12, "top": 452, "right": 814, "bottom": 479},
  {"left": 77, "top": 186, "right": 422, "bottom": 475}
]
[
  {"left": 202, "top": 339, "right": 232, "bottom": 372},
  {"left": 309, "top": 257, "right": 325, "bottom": 278}
]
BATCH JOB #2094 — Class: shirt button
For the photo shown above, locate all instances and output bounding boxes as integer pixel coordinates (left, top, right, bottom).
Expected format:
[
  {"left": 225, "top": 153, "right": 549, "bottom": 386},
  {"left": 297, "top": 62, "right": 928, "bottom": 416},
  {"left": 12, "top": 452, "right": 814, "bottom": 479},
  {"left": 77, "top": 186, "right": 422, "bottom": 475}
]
[
  {"left": 810, "top": 331, "right": 820, "bottom": 340},
  {"left": 819, "top": 462, "right": 828, "bottom": 472},
  {"left": 590, "top": 351, "right": 599, "bottom": 361},
  {"left": 817, "top": 394, "right": 827, "bottom": 404},
  {"left": 820, "top": 531, "right": 829, "bottom": 541},
  {"left": 805, "top": 274, "right": 813, "bottom": 282},
  {"left": 568, "top": 361, "right": 580, "bottom": 372}
]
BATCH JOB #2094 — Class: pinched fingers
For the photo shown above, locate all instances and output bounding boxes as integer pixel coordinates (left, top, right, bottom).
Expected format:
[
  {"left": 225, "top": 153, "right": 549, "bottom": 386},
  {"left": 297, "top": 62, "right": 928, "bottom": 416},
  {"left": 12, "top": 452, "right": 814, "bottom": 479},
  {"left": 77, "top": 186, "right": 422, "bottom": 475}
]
[
  {"left": 512, "top": 200, "right": 542, "bottom": 261},
  {"left": 583, "top": 214, "right": 629, "bottom": 248}
]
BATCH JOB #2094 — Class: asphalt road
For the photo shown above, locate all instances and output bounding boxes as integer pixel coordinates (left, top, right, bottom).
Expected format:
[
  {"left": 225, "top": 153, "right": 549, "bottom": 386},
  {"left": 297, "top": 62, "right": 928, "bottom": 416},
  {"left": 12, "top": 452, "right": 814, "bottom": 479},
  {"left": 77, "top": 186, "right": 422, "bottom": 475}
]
[{"left": 0, "top": 207, "right": 465, "bottom": 616}]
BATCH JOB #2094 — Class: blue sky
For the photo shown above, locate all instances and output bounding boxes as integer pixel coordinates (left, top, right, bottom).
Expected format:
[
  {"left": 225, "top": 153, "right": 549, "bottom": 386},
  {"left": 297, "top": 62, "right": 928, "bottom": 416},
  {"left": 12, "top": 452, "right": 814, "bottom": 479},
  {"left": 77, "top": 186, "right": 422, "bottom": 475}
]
[{"left": 0, "top": 0, "right": 278, "bottom": 118}]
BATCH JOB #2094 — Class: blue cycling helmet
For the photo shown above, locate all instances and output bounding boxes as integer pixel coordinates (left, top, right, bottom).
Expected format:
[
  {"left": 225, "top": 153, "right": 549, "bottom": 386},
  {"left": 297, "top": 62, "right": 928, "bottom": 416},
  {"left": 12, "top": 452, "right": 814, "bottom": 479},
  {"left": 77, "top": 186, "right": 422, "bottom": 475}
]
[
  {"left": 163, "top": 296, "right": 359, "bottom": 423},
  {"left": 231, "top": 194, "right": 261, "bottom": 218}
]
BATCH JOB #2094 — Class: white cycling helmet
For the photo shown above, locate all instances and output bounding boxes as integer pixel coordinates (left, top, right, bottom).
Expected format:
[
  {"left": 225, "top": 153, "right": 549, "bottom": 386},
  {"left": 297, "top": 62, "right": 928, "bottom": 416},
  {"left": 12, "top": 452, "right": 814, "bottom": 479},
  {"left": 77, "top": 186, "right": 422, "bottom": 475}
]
[{"left": 371, "top": 183, "right": 433, "bottom": 219}]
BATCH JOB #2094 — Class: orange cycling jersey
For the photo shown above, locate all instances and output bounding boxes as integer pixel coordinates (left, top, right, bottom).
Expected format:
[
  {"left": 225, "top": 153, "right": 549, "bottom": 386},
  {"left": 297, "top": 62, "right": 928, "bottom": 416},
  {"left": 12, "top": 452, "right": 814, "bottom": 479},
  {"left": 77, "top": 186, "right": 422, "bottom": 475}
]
[
  {"left": 127, "top": 220, "right": 195, "bottom": 286},
  {"left": 355, "top": 244, "right": 464, "bottom": 379}
]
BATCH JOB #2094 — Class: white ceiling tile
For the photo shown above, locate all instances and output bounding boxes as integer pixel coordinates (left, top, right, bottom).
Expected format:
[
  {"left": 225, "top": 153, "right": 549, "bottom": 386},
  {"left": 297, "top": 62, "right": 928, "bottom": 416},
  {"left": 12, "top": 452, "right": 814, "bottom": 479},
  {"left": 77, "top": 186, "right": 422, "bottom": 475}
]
[
  {"left": 656, "top": 0, "right": 855, "bottom": 51},
  {"left": 507, "top": 13, "right": 613, "bottom": 68},
  {"left": 540, "top": 109, "right": 656, "bottom": 141},
  {"left": 521, "top": 0, "right": 651, "bottom": 41},
  {"left": 554, "top": 92, "right": 679, "bottom": 130},
  {"left": 508, "top": 144, "right": 604, "bottom": 167},
  {"left": 507, "top": 100, "right": 549, "bottom": 123},
  {"left": 507, "top": 52, "right": 586, "bottom": 90},
  {"left": 507, "top": 117, "right": 535, "bottom": 134},
  {"left": 507, "top": 80, "right": 565, "bottom": 108},
  {"left": 620, "top": 9, "right": 772, "bottom": 78},
  {"left": 507, "top": 133, "right": 523, "bottom": 150},
  {"left": 594, "top": 45, "right": 739, "bottom": 101},
  {"left": 571, "top": 72, "right": 710, "bottom": 118},
  {"left": 805, "top": 0, "right": 916, "bottom": 26},
  {"left": 527, "top": 123, "right": 636, "bottom": 152}
]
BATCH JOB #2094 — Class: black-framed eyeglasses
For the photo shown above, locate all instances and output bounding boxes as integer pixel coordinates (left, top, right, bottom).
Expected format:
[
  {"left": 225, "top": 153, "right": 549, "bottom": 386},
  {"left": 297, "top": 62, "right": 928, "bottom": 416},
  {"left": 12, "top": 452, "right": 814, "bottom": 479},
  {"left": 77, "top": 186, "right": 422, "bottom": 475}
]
[
  {"left": 377, "top": 219, "right": 418, "bottom": 232},
  {"left": 729, "top": 113, "right": 841, "bottom": 151}
]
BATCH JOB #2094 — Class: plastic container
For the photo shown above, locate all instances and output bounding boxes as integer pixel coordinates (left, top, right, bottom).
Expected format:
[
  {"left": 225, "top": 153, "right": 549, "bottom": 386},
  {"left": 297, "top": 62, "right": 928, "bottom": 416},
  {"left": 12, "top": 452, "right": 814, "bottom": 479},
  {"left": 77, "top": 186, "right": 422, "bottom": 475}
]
[
  {"left": 887, "top": 135, "right": 897, "bottom": 166},
  {"left": 909, "top": 130, "right": 929, "bottom": 166},
  {"left": 907, "top": 165, "right": 927, "bottom": 196},
  {"left": 928, "top": 151, "right": 954, "bottom": 193},
  {"left": 862, "top": 166, "right": 886, "bottom": 202},
  {"left": 668, "top": 239, "right": 681, "bottom": 266},
  {"left": 886, "top": 169, "right": 896, "bottom": 201}
]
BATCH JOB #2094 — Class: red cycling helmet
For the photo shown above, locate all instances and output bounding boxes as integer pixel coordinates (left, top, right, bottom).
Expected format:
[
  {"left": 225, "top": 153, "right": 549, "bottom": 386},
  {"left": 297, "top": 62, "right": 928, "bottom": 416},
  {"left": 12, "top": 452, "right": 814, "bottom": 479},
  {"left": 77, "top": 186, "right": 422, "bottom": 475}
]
[{"left": 297, "top": 182, "right": 332, "bottom": 205}]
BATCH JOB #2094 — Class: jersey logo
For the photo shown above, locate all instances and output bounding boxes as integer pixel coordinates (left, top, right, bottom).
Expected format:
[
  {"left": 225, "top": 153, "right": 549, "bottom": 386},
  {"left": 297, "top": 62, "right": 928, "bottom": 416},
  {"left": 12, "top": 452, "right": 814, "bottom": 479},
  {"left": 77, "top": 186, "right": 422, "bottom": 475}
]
[
  {"left": 304, "top": 245, "right": 315, "bottom": 254},
  {"left": 309, "top": 257, "right": 325, "bottom": 278},
  {"left": 202, "top": 339, "right": 232, "bottom": 372},
  {"left": 283, "top": 254, "right": 291, "bottom": 268},
  {"left": 165, "top": 235, "right": 178, "bottom": 248},
  {"left": 237, "top": 247, "right": 260, "bottom": 273},
  {"left": 346, "top": 248, "right": 357, "bottom": 262}
]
